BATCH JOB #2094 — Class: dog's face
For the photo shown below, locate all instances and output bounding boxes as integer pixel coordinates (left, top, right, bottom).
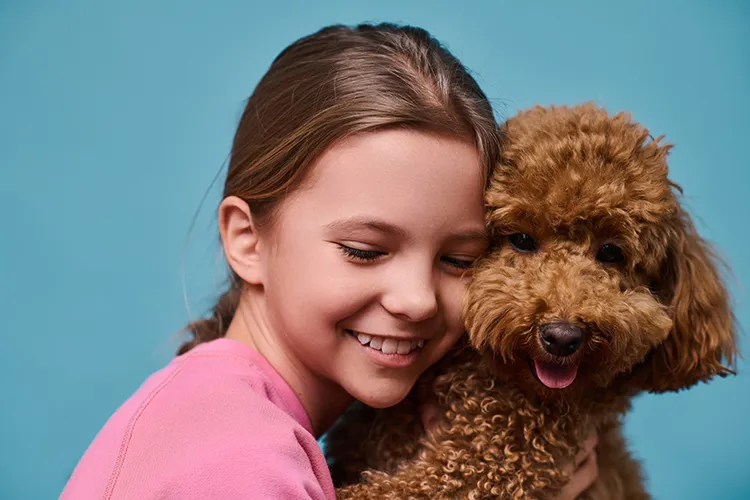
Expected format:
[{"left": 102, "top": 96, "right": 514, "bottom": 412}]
[{"left": 465, "top": 104, "right": 736, "bottom": 399}]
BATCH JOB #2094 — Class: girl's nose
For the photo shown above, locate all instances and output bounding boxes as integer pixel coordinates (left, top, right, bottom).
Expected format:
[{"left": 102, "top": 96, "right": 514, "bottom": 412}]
[{"left": 381, "top": 269, "right": 439, "bottom": 322}]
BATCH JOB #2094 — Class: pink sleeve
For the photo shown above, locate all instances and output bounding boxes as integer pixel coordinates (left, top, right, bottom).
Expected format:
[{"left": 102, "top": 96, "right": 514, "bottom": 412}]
[
  {"left": 135, "top": 427, "right": 331, "bottom": 500},
  {"left": 64, "top": 360, "right": 334, "bottom": 500}
]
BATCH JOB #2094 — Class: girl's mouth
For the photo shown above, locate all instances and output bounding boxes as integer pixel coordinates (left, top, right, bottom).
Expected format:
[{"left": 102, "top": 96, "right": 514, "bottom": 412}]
[{"left": 346, "top": 329, "right": 425, "bottom": 355}]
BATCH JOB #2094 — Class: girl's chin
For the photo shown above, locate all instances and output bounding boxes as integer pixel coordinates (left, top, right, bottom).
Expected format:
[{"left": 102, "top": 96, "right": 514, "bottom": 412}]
[{"left": 349, "top": 381, "right": 415, "bottom": 409}]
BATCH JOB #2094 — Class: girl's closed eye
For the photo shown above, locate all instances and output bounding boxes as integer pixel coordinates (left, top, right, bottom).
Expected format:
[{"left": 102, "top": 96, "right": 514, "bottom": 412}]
[
  {"left": 337, "top": 243, "right": 385, "bottom": 262},
  {"left": 441, "top": 255, "right": 476, "bottom": 270},
  {"left": 338, "top": 243, "right": 479, "bottom": 270}
]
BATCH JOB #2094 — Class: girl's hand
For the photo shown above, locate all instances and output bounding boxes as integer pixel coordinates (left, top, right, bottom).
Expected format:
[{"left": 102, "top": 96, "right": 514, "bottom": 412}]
[
  {"left": 550, "top": 433, "right": 599, "bottom": 500},
  {"left": 419, "top": 399, "right": 440, "bottom": 432}
]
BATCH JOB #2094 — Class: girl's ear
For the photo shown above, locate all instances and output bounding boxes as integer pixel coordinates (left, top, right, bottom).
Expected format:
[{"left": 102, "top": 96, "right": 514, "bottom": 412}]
[{"left": 219, "top": 196, "right": 266, "bottom": 286}]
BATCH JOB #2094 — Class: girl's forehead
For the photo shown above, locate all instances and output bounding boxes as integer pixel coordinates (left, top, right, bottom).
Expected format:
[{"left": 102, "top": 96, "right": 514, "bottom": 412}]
[
  {"left": 276, "top": 129, "right": 486, "bottom": 236},
  {"left": 304, "top": 130, "right": 483, "bottom": 193}
]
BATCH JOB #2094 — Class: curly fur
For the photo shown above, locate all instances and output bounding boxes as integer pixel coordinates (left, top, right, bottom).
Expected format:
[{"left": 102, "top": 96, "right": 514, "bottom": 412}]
[{"left": 326, "top": 103, "right": 737, "bottom": 499}]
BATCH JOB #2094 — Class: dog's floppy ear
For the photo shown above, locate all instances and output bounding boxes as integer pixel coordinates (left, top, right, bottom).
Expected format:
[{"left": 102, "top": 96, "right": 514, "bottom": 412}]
[{"left": 637, "top": 205, "right": 737, "bottom": 392}]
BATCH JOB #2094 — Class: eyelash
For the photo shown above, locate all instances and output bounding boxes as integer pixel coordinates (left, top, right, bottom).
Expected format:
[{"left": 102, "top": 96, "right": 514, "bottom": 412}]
[
  {"left": 442, "top": 256, "right": 474, "bottom": 270},
  {"left": 337, "top": 244, "right": 475, "bottom": 270},
  {"left": 338, "top": 244, "right": 384, "bottom": 261}
]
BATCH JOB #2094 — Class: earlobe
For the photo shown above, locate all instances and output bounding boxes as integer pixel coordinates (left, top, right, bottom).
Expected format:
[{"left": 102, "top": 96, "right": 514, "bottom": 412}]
[{"left": 219, "top": 196, "right": 265, "bottom": 285}]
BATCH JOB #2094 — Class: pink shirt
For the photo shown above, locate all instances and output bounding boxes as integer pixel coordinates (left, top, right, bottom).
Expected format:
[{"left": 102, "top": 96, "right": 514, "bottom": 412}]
[{"left": 61, "top": 338, "right": 336, "bottom": 499}]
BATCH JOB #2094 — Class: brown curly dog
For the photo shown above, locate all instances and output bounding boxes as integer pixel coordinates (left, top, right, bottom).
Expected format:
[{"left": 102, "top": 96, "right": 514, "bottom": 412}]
[{"left": 325, "top": 103, "right": 738, "bottom": 499}]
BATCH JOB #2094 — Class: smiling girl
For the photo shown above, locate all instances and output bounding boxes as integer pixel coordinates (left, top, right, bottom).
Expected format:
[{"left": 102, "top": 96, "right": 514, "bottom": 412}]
[{"left": 61, "top": 23, "right": 596, "bottom": 499}]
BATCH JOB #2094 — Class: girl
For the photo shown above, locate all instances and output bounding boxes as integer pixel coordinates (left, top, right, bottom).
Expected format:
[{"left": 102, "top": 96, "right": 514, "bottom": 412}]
[{"left": 61, "top": 23, "right": 597, "bottom": 499}]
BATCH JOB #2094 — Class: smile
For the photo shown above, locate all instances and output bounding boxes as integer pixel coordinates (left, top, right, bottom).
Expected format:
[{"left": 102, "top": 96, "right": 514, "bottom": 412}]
[{"left": 346, "top": 329, "right": 425, "bottom": 355}]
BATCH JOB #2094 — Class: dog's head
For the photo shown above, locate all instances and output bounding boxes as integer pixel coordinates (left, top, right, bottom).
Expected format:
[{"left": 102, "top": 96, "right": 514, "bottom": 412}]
[{"left": 465, "top": 104, "right": 736, "bottom": 399}]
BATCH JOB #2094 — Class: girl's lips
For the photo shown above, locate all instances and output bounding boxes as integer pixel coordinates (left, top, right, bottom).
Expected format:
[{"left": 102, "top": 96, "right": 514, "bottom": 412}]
[
  {"left": 346, "top": 329, "right": 425, "bottom": 355},
  {"left": 346, "top": 329, "right": 425, "bottom": 368}
]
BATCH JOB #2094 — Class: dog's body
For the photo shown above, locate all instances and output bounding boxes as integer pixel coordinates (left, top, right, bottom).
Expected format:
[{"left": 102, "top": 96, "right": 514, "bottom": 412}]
[
  {"left": 327, "top": 104, "right": 736, "bottom": 499},
  {"left": 329, "top": 348, "right": 646, "bottom": 499}
]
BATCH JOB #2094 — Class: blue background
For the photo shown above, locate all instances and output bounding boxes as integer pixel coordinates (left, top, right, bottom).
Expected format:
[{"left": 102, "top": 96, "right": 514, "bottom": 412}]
[{"left": 1, "top": 1, "right": 748, "bottom": 499}]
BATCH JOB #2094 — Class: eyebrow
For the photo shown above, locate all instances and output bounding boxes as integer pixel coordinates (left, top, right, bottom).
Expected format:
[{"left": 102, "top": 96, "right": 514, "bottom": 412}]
[
  {"left": 445, "top": 229, "right": 490, "bottom": 244},
  {"left": 325, "top": 217, "right": 407, "bottom": 238},
  {"left": 325, "top": 216, "right": 488, "bottom": 242}
]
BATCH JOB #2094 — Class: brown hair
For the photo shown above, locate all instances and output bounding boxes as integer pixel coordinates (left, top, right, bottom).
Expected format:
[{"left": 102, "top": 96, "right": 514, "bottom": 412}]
[{"left": 178, "top": 23, "right": 501, "bottom": 355}]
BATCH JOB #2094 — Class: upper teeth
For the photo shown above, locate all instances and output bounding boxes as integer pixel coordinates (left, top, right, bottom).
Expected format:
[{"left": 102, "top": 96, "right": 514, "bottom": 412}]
[{"left": 353, "top": 331, "right": 424, "bottom": 355}]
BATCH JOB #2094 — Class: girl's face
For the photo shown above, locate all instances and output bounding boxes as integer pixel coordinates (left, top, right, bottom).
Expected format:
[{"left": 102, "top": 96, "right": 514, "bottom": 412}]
[{"left": 256, "top": 129, "right": 487, "bottom": 409}]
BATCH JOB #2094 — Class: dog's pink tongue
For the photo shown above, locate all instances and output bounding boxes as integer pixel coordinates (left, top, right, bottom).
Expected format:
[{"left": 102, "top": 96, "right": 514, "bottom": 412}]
[{"left": 534, "top": 360, "right": 579, "bottom": 389}]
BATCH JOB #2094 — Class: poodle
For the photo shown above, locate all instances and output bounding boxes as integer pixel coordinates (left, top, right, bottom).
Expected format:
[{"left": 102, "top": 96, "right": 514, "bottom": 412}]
[{"left": 326, "top": 103, "right": 737, "bottom": 499}]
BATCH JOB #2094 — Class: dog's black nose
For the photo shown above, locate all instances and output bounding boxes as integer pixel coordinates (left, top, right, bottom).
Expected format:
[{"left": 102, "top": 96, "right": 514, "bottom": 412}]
[{"left": 539, "top": 322, "right": 584, "bottom": 357}]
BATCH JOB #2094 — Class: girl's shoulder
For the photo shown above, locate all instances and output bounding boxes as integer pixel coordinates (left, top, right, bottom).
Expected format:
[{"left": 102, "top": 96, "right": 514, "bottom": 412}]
[
  {"left": 61, "top": 339, "right": 334, "bottom": 500},
  {"left": 160, "top": 338, "right": 313, "bottom": 430}
]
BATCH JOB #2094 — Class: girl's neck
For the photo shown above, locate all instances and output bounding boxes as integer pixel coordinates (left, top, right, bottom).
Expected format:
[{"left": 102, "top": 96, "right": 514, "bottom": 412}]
[{"left": 225, "top": 289, "right": 353, "bottom": 437}]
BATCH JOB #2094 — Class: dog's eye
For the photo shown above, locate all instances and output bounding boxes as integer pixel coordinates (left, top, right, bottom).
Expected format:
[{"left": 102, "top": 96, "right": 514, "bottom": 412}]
[
  {"left": 596, "top": 243, "right": 625, "bottom": 263},
  {"left": 508, "top": 233, "right": 537, "bottom": 252}
]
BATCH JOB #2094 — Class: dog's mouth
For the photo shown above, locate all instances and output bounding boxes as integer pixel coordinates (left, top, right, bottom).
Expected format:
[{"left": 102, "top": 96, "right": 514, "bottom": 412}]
[{"left": 529, "top": 358, "right": 580, "bottom": 389}]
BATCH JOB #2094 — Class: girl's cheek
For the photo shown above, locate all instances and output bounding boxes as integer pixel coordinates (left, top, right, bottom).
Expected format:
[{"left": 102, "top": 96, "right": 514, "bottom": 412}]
[
  {"left": 321, "top": 287, "right": 375, "bottom": 317},
  {"left": 445, "top": 280, "right": 469, "bottom": 315}
]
